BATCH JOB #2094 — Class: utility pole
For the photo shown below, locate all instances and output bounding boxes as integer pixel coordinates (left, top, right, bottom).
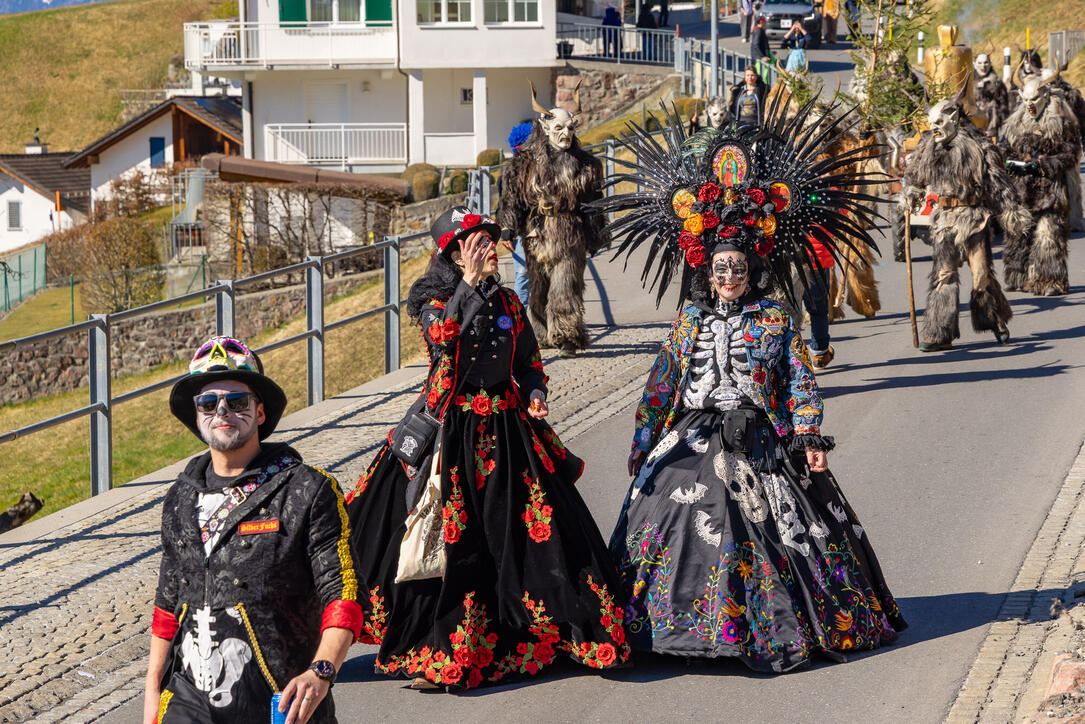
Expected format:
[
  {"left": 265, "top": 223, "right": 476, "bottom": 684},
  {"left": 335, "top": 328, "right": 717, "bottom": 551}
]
[{"left": 710, "top": 0, "right": 719, "bottom": 96}]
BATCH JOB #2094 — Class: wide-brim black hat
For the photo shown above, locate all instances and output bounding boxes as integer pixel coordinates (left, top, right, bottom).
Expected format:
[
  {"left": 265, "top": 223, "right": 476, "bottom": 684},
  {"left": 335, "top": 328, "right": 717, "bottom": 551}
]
[
  {"left": 169, "top": 340, "right": 287, "bottom": 442},
  {"left": 431, "top": 205, "right": 502, "bottom": 259}
]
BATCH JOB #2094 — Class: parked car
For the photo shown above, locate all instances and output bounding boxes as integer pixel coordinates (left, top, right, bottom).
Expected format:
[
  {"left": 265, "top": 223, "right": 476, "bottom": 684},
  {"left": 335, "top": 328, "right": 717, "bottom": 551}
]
[{"left": 757, "top": 0, "right": 823, "bottom": 49}]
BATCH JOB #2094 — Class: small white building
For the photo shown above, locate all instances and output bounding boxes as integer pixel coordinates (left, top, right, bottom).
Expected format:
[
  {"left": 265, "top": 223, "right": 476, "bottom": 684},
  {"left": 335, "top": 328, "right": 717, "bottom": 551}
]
[
  {"left": 0, "top": 147, "right": 90, "bottom": 254},
  {"left": 64, "top": 96, "right": 243, "bottom": 211},
  {"left": 183, "top": 0, "right": 561, "bottom": 171}
]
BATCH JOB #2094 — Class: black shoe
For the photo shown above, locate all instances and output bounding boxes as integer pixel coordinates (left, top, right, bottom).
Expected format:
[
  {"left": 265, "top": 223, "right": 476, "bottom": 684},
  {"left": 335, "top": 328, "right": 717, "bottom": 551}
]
[{"left": 918, "top": 340, "right": 953, "bottom": 352}]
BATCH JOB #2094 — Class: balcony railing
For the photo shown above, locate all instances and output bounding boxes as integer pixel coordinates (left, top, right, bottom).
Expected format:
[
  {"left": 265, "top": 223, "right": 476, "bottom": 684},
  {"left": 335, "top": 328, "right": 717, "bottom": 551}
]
[
  {"left": 265, "top": 123, "right": 408, "bottom": 167},
  {"left": 184, "top": 21, "right": 396, "bottom": 70},
  {"left": 556, "top": 22, "right": 676, "bottom": 66}
]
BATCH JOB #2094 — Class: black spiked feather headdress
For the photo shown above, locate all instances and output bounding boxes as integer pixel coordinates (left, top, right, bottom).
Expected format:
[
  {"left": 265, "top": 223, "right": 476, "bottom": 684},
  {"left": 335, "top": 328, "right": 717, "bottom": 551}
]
[{"left": 592, "top": 91, "right": 883, "bottom": 308}]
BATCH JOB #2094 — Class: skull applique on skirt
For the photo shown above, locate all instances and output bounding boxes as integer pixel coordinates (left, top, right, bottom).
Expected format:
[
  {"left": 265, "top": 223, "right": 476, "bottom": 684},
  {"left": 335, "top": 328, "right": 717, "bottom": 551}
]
[{"left": 610, "top": 409, "right": 907, "bottom": 673}]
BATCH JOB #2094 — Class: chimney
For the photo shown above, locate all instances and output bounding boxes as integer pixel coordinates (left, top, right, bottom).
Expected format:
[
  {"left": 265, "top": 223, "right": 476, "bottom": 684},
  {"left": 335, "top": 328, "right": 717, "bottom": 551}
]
[{"left": 25, "top": 127, "right": 47, "bottom": 154}]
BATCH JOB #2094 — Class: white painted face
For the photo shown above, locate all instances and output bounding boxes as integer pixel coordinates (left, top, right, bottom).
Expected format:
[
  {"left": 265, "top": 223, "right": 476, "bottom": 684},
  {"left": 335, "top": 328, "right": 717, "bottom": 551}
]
[
  {"left": 1020, "top": 77, "right": 1051, "bottom": 118},
  {"left": 710, "top": 250, "right": 750, "bottom": 301},
  {"left": 706, "top": 98, "right": 727, "bottom": 127},
  {"left": 974, "top": 54, "right": 992, "bottom": 76},
  {"left": 928, "top": 99, "right": 961, "bottom": 145},
  {"left": 196, "top": 380, "right": 264, "bottom": 451},
  {"left": 540, "top": 109, "right": 577, "bottom": 150}
]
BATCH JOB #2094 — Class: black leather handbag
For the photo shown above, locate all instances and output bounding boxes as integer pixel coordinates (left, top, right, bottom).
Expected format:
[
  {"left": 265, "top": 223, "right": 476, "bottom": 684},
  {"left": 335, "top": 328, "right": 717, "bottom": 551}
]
[{"left": 390, "top": 409, "right": 440, "bottom": 468}]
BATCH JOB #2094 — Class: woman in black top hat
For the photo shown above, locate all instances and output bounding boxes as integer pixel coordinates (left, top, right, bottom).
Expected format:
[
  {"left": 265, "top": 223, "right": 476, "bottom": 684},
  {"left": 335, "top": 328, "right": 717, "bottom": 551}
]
[{"left": 344, "top": 206, "right": 628, "bottom": 692}]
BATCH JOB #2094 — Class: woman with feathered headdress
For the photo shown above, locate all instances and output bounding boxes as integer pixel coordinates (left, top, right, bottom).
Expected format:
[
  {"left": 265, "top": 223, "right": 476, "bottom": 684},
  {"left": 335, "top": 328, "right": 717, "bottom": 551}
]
[{"left": 597, "top": 97, "right": 907, "bottom": 671}]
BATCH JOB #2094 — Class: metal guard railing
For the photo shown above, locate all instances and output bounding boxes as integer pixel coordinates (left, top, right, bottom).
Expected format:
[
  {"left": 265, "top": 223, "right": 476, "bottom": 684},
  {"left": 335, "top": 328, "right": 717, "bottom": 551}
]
[{"left": 0, "top": 235, "right": 420, "bottom": 497}]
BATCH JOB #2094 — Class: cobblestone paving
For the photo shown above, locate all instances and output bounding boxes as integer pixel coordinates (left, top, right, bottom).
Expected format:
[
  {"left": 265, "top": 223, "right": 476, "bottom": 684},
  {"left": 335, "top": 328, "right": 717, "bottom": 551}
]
[
  {"left": 0, "top": 322, "right": 666, "bottom": 724},
  {"left": 945, "top": 440, "right": 1085, "bottom": 724}
]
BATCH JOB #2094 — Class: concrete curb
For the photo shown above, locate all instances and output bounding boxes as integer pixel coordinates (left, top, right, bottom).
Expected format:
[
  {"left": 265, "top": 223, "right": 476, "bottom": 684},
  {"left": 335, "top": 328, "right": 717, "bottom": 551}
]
[{"left": 945, "top": 437, "right": 1085, "bottom": 723}]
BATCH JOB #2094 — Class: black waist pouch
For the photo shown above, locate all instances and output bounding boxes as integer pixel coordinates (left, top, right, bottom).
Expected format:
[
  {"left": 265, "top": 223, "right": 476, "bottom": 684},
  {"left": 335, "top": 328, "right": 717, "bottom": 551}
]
[{"left": 720, "top": 409, "right": 777, "bottom": 471}]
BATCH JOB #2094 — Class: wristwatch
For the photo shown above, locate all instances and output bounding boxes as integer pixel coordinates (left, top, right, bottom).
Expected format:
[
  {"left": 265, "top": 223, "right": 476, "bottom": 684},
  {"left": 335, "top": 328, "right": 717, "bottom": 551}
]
[{"left": 308, "top": 660, "right": 337, "bottom": 685}]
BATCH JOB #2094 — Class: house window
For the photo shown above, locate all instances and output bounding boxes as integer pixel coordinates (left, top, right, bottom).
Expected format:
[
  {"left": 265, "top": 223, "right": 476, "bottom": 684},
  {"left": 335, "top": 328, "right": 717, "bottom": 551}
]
[
  {"left": 308, "top": 0, "right": 360, "bottom": 21},
  {"left": 460, "top": 88, "right": 474, "bottom": 104},
  {"left": 6, "top": 201, "right": 20, "bottom": 231},
  {"left": 418, "top": 0, "right": 471, "bottom": 23},
  {"left": 485, "top": 0, "right": 537, "bottom": 23},
  {"left": 149, "top": 137, "right": 166, "bottom": 168}
]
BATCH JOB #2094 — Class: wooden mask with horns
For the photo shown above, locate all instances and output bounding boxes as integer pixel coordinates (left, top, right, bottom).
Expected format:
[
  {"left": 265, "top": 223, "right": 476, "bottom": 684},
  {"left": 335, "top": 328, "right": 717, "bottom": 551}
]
[{"left": 529, "top": 79, "right": 582, "bottom": 151}]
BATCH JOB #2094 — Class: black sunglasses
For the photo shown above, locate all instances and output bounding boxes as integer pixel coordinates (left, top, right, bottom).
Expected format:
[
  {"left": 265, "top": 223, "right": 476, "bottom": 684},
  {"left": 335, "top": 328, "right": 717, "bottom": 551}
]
[{"left": 193, "top": 392, "right": 258, "bottom": 415}]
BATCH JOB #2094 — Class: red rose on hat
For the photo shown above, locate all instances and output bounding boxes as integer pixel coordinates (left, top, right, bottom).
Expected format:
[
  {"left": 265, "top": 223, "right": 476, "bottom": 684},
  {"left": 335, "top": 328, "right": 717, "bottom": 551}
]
[
  {"left": 677, "top": 230, "right": 699, "bottom": 250},
  {"left": 720, "top": 224, "right": 739, "bottom": 237},
  {"left": 438, "top": 231, "right": 455, "bottom": 249},
  {"left": 701, "top": 210, "right": 720, "bottom": 229},
  {"left": 698, "top": 182, "right": 722, "bottom": 203},
  {"left": 461, "top": 213, "right": 482, "bottom": 229},
  {"left": 685, "top": 243, "right": 706, "bottom": 267},
  {"left": 755, "top": 236, "right": 775, "bottom": 256},
  {"left": 746, "top": 188, "right": 766, "bottom": 205}
]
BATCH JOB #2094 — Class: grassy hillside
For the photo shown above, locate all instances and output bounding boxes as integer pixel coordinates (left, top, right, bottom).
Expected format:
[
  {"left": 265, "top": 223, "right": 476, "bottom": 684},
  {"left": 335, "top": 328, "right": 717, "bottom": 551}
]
[
  {"left": 929, "top": 0, "right": 1085, "bottom": 88},
  {"left": 0, "top": 0, "right": 228, "bottom": 154}
]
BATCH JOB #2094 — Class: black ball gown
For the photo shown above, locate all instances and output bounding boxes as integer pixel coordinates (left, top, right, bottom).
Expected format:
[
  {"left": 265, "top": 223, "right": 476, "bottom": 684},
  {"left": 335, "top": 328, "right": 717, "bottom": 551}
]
[
  {"left": 610, "top": 298, "right": 906, "bottom": 673},
  {"left": 346, "top": 278, "right": 629, "bottom": 690}
]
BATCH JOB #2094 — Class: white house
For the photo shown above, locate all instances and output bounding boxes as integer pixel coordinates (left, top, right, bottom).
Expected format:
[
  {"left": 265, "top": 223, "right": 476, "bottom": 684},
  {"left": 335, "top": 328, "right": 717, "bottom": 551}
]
[
  {"left": 182, "top": 0, "right": 561, "bottom": 171},
  {"left": 64, "top": 96, "right": 243, "bottom": 210},
  {"left": 0, "top": 148, "right": 90, "bottom": 254}
]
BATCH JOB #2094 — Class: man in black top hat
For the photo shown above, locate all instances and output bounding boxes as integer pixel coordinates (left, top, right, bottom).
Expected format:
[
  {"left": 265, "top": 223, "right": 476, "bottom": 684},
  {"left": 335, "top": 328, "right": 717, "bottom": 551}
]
[{"left": 144, "top": 336, "right": 362, "bottom": 724}]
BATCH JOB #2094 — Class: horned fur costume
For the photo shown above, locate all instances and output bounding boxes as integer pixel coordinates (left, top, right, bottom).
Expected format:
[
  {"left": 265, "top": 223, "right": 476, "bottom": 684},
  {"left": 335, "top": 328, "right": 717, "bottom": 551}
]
[
  {"left": 901, "top": 89, "right": 1024, "bottom": 349},
  {"left": 1002, "top": 67, "right": 1080, "bottom": 296},
  {"left": 498, "top": 82, "right": 606, "bottom": 355},
  {"left": 972, "top": 54, "right": 1010, "bottom": 139}
]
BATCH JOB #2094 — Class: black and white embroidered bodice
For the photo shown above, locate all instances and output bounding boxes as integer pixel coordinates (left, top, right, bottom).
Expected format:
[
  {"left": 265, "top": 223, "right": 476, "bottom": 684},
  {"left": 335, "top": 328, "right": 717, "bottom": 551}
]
[{"left": 681, "top": 302, "right": 758, "bottom": 411}]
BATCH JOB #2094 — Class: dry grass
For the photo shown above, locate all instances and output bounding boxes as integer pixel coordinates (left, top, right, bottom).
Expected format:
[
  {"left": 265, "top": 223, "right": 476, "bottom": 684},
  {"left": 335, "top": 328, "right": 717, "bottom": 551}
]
[
  {"left": 928, "top": 0, "right": 1085, "bottom": 88},
  {"left": 0, "top": 0, "right": 226, "bottom": 154},
  {"left": 0, "top": 254, "right": 431, "bottom": 518}
]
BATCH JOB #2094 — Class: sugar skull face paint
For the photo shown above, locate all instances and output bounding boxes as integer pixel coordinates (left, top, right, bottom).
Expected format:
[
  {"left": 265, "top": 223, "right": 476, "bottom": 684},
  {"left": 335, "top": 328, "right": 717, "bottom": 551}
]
[{"left": 710, "top": 251, "right": 750, "bottom": 302}]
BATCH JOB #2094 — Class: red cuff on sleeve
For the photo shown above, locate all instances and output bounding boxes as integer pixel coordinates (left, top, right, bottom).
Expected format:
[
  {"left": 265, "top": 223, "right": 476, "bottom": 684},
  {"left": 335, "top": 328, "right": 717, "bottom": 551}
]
[
  {"left": 151, "top": 605, "right": 179, "bottom": 640},
  {"left": 322, "top": 600, "right": 364, "bottom": 640}
]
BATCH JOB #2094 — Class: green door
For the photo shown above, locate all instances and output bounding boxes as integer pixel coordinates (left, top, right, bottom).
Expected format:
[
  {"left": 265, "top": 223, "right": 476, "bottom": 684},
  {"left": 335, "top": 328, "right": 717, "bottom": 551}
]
[
  {"left": 279, "top": 0, "right": 307, "bottom": 24},
  {"left": 365, "top": 0, "right": 392, "bottom": 25}
]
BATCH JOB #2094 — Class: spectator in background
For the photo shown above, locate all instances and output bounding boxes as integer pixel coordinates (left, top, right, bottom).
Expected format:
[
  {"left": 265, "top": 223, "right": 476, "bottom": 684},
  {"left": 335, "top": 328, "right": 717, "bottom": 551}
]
[
  {"left": 739, "top": 0, "right": 754, "bottom": 41},
  {"left": 602, "top": 6, "right": 623, "bottom": 58},
  {"left": 498, "top": 131, "right": 532, "bottom": 305},
  {"left": 658, "top": 0, "right": 669, "bottom": 27},
  {"left": 750, "top": 14, "right": 772, "bottom": 71},
  {"left": 803, "top": 236, "right": 836, "bottom": 368},
  {"left": 781, "top": 19, "right": 808, "bottom": 49},
  {"left": 820, "top": 0, "right": 838, "bottom": 44},
  {"left": 729, "top": 65, "right": 768, "bottom": 127},
  {"left": 636, "top": 4, "right": 658, "bottom": 60}
]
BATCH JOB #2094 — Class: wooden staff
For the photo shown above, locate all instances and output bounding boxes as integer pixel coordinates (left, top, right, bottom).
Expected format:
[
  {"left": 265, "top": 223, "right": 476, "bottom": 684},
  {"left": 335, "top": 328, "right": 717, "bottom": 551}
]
[{"left": 903, "top": 212, "right": 919, "bottom": 347}]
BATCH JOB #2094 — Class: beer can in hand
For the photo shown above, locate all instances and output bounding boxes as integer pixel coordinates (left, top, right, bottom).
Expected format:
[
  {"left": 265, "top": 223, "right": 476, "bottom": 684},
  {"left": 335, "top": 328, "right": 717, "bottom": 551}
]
[{"left": 271, "top": 692, "right": 289, "bottom": 724}]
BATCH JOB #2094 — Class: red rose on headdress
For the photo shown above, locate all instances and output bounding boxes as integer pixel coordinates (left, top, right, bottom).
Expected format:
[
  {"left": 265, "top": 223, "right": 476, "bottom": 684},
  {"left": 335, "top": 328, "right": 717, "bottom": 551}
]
[
  {"left": 746, "top": 188, "right": 767, "bottom": 205},
  {"left": 698, "top": 182, "right": 722, "bottom": 203},
  {"left": 685, "top": 243, "right": 706, "bottom": 267},
  {"left": 755, "top": 236, "right": 775, "bottom": 256},
  {"left": 720, "top": 224, "right": 739, "bottom": 238},
  {"left": 701, "top": 210, "right": 720, "bottom": 229},
  {"left": 461, "top": 213, "right": 482, "bottom": 229},
  {"left": 438, "top": 231, "right": 455, "bottom": 249},
  {"left": 743, "top": 212, "right": 759, "bottom": 227},
  {"left": 677, "top": 230, "right": 699, "bottom": 250}
]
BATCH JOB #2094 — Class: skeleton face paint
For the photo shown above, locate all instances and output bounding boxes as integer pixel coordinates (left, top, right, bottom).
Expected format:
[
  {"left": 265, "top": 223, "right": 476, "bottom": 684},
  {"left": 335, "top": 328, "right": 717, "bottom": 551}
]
[
  {"left": 540, "top": 109, "right": 578, "bottom": 150},
  {"left": 973, "top": 54, "right": 992, "bottom": 76},
  {"left": 710, "top": 251, "right": 750, "bottom": 301},
  {"left": 1020, "top": 78, "right": 1051, "bottom": 118},
  {"left": 928, "top": 100, "right": 961, "bottom": 145},
  {"left": 196, "top": 380, "right": 261, "bottom": 452}
]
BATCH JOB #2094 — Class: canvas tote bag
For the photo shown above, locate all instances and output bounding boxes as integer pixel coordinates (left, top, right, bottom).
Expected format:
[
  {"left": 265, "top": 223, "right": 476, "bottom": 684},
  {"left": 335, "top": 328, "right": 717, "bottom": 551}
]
[{"left": 395, "top": 446, "right": 447, "bottom": 582}]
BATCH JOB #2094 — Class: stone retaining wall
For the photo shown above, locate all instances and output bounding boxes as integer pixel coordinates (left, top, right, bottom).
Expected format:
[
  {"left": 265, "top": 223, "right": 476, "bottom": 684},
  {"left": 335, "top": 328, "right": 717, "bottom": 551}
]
[
  {"left": 555, "top": 65, "right": 681, "bottom": 131},
  {"left": 0, "top": 270, "right": 382, "bottom": 406}
]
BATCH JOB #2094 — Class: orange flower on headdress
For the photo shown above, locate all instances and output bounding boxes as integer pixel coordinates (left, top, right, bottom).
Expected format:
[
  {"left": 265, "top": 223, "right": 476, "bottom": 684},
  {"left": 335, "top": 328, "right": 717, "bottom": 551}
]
[{"left": 683, "top": 213, "right": 704, "bottom": 236}]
